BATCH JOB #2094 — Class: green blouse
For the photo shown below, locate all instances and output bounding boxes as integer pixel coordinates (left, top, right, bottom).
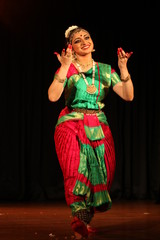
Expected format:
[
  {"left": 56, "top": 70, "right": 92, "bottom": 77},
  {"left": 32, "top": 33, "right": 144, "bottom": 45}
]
[
  {"left": 63, "top": 62, "right": 121, "bottom": 110},
  {"left": 55, "top": 62, "right": 121, "bottom": 131}
]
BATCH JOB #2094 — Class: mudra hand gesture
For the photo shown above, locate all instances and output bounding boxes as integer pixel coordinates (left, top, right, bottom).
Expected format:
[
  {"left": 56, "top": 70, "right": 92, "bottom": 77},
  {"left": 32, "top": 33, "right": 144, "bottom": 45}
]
[
  {"left": 117, "top": 47, "right": 133, "bottom": 69},
  {"left": 54, "top": 44, "right": 72, "bottom": 68}
]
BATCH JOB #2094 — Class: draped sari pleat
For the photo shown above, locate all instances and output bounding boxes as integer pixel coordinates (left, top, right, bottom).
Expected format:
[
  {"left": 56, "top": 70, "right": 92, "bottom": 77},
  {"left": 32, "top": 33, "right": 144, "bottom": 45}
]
[{"left": 54, "top": 112, "right": 116, "bottom": 211}]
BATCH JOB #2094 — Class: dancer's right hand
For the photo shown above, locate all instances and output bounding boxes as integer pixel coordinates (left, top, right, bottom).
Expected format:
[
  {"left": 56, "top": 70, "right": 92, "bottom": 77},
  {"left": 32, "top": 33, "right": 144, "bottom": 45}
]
[{"left": 54, "top": 44, "right": 72, "bottom": 68}]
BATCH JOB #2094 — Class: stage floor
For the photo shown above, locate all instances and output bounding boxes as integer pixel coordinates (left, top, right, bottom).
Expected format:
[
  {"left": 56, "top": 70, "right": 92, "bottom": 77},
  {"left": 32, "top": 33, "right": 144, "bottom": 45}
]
[{"left": 0, "top": 200, "right": 160, "bottom": 240}]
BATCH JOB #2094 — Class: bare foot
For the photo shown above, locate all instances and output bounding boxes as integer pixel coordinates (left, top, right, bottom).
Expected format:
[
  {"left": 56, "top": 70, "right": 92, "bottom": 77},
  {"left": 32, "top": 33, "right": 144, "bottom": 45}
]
[
  {"left": 74, "top": 231, "right": 82, "bottom": 239},
  {"left": 87, "top": 224, "right": 97, "bottom": 233},
  {"left": 71, "top": 217, "right": 88, "bottom": 237}
]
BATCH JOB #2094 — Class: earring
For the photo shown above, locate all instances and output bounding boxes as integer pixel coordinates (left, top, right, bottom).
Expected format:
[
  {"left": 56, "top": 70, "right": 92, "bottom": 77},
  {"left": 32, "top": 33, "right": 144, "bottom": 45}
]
[
  {"left": 72, "top": 51, "right": 77, "bottom": 60},
  {"left": 92, "top": 49, "right": 95, "bottom": 52}
]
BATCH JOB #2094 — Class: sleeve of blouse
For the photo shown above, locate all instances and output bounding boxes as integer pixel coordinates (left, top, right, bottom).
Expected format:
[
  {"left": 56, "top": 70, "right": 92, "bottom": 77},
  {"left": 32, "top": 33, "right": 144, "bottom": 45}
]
[{"left": 111, "top": 68, "right": 121, "bottom": 87}]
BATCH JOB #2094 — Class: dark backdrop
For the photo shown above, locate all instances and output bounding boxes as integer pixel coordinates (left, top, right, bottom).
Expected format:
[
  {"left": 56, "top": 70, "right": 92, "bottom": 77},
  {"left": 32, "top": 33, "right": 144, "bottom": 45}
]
[{"left": 0, "top": 0, "right": 159, "bottom": 203}]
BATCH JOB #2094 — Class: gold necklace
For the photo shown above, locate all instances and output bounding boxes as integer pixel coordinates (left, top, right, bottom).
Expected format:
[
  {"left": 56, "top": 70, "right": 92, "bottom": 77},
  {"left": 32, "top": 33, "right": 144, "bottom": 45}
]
[
  {"left": 76, "top": 59, "right": 93, "bottom": 69},
  {"left": 76, "top": 60, "right": 97, "bottom": 94}
]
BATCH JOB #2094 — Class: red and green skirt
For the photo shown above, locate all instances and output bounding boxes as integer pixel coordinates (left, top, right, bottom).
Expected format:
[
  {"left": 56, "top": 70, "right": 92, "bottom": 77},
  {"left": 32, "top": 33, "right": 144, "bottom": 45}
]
[{"left": 54, "top": 107, "right": 116, "bottom": 214}]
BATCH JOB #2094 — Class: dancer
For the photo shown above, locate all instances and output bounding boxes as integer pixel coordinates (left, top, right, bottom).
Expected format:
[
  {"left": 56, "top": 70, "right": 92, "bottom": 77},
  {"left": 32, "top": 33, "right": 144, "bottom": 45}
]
[{"left": 48, "top": 25, "right": 134, "bottom": 239}]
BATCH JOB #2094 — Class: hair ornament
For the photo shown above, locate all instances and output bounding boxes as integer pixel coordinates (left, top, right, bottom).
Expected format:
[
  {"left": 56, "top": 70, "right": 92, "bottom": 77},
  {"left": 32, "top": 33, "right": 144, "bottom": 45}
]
[{"left": 65, "top": 25, "right": 78, "bottom": 39}]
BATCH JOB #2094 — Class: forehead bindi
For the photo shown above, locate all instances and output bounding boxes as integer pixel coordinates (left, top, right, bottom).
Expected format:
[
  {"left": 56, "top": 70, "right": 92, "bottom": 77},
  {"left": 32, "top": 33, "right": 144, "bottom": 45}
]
[{"left": 73, "top": 30, "right": 89, "bottom": 40}]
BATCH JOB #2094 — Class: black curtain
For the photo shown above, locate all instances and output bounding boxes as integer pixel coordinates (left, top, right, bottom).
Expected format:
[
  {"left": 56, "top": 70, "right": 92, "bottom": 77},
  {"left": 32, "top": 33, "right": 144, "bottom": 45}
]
[{"left": 0, "top": 0, "right": 159, "bottom": 202}]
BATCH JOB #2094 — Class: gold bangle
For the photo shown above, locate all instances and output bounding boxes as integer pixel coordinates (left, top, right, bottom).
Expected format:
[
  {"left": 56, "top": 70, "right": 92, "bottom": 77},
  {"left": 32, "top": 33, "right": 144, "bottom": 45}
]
[
  {"left": 120, "top": 74, "right": 131, "bottom": 82},
  {"left": 54, "top": 74, "right": 66, "bottom": 83}
]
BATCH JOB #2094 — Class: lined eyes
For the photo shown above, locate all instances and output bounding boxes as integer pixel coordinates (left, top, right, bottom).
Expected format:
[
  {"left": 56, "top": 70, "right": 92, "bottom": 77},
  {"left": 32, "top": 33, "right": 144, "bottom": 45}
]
[{"left": 74, "top": 35, "right": 90, "bottom": 44}]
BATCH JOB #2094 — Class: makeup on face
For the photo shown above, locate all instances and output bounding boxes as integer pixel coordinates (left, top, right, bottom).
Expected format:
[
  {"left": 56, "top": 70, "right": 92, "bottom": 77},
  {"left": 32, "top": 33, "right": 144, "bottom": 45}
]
[{"left": 72, "top": 31, "right": 91, "bottom": 45}]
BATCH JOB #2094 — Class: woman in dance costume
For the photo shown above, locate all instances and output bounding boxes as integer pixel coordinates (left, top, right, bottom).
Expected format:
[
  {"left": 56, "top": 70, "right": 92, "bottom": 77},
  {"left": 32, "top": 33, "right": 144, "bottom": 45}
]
[{"left": 48, "top": 25, "right": 134, "bottom": 239}]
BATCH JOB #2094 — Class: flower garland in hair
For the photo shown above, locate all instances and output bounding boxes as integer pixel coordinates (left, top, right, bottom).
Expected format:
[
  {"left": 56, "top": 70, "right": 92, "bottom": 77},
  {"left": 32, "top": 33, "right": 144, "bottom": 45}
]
[{"left": 65, "top": 25, "right": 78, "bottom": 39}]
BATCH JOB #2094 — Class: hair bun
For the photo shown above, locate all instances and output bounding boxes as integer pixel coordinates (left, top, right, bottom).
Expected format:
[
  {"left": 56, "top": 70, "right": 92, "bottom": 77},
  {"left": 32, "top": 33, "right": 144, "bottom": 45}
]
[{"left": 65, "top": 25, "right": 78, "bottom": 39}]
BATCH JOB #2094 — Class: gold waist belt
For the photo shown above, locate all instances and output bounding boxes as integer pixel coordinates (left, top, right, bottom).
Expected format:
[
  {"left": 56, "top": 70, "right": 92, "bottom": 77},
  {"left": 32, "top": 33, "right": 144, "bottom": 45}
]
[{"left": 73, "top": 108, "right": 101, "bottom": 114}]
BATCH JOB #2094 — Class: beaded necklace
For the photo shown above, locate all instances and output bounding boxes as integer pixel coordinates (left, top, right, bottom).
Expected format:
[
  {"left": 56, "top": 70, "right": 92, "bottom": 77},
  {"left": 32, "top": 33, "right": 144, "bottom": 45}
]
[{"left": 76, "top": 60, "right": 97, "bottom": 94}]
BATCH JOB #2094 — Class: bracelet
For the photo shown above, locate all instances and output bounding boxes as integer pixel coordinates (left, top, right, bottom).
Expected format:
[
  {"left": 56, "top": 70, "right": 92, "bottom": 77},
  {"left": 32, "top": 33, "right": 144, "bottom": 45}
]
[
  {"left": 120, "top": 74, "right": 131, "bottom": 82},
  {"left": 54, "top": 74, "right": 66, "bottom": 83}
]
